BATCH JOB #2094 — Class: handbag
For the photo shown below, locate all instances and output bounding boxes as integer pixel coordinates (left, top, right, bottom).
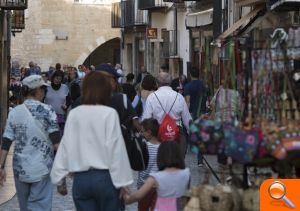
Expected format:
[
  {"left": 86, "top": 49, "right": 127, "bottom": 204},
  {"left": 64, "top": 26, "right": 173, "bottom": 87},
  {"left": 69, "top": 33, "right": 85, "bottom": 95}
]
[
  {"left": 189, "top": 119, "right": 224, "bottom": 155},
  {"left": 264, "top": 122, "right": 287, "bottom": 160},
  {"left": 135, "top": 96, "right": 143, "bottom": 117},
  {"left": 223, "top": 124, "right": 259, "bottom": 163},
  {"left": 123, "top": 131, "right": 149, "bottom": 171},
  {"left": 279, "top": 121, "right": 300, "bottom": 153},
  {"left": 120, "top": 94, "right": 149, "bottom": 171}
]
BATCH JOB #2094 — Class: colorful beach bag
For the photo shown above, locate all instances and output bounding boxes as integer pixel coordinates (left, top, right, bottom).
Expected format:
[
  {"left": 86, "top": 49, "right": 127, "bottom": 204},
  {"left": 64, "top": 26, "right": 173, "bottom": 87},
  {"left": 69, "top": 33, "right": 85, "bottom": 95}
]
[
  {"left": 223, "top": 125, "right": 259, "bottom": 163},
  {"left": 190, "top": 119, "right": 224, "bottom": 155}
]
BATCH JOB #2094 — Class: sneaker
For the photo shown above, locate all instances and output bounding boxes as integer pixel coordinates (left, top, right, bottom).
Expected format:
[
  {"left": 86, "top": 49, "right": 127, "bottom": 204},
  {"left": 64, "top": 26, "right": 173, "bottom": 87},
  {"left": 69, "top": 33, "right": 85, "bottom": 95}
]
[{"left": 198, "top": 161, "right": 204, "bottom": 167}]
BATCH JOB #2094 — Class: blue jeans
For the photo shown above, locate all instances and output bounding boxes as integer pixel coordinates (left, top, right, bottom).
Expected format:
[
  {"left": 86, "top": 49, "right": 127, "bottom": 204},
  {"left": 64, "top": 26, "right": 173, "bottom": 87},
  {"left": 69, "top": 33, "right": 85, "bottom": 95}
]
[
  {"left": 72, "top": 169, "right": 122, "bottom": 211},
  {"left": 14, "top": 175, "right": 53, "bottom": 211}
]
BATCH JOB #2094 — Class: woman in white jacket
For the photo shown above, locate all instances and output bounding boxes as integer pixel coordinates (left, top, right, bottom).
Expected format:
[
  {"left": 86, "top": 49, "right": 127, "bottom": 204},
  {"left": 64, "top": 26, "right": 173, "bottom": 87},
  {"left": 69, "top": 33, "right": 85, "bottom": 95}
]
[{"left": 50, "top": 71, "right": 133, "bottom": 211}]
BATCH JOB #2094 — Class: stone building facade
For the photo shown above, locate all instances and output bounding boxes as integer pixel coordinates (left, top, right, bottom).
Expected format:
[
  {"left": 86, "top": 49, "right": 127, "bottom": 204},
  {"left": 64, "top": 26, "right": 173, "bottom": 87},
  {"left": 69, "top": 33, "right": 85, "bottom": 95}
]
[{"left": 11, "top": 0, "right": 120, "bottom": 71}]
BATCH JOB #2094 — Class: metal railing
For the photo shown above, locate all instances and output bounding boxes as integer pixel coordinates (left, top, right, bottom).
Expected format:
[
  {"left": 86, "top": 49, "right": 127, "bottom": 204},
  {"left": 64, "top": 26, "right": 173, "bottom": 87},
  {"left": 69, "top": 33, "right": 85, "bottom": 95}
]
[{"left": 138, "top": 0, "right": 167, "bottom": 10}]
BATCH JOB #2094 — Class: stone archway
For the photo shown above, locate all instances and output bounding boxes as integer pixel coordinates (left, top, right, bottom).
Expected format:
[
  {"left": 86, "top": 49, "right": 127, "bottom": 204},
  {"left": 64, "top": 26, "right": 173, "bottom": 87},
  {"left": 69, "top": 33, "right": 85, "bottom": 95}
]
[{"left": 83, "top": 37, "right": 121, "bottom": 67}]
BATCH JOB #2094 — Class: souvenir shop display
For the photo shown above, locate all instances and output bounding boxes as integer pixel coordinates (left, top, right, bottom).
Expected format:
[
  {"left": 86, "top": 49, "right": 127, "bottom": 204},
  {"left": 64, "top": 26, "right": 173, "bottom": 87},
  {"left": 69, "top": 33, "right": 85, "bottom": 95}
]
[{"left": 185, "top": 15, "right": 300, "bottom": 211}]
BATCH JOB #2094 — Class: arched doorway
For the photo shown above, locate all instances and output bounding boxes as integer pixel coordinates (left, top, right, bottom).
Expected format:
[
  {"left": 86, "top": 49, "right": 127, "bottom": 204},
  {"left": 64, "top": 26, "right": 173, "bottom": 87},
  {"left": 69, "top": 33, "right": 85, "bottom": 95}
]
[{"left": 83, "top": 37, "right": 120, "bottom": 67}]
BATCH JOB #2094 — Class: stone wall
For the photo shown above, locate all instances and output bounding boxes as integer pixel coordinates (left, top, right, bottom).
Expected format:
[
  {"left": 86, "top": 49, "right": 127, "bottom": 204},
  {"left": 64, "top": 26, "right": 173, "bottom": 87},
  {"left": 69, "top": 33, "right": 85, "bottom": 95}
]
[{"left": 11, "top": 0, "right": 120, "bottom": 71}]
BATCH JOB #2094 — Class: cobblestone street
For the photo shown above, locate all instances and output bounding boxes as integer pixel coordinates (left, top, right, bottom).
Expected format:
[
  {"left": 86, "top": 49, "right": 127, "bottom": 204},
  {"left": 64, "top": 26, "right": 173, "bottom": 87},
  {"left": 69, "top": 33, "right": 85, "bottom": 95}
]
[{"left": 0, "top": 153, "right": 219, "bottom": 211}]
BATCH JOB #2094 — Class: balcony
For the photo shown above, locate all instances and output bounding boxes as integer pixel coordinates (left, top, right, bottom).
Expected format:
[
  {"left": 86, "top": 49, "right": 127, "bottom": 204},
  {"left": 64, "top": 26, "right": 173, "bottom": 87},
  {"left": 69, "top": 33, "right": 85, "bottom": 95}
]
[
  {"left": 111, "top": 2, "right": 121, "bottom": 28},
  {"left": 121, "top": 0, "right": 148, "bottom": 28},
  {"left": 138, "top": 0, "right": 168, "bottom": 10},
  {"left": 0, "top": 0, "right": 27, "bottom": 10},
  {"left": 162, "top": 30, "right": 177, "bottom": 58}
]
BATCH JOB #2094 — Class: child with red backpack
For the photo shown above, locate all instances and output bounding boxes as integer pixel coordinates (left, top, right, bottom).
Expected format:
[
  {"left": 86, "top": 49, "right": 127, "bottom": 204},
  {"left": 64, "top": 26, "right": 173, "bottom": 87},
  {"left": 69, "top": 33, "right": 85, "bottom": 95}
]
[{"left": 137, "top": 118, "right": 161, "bottom": 211}]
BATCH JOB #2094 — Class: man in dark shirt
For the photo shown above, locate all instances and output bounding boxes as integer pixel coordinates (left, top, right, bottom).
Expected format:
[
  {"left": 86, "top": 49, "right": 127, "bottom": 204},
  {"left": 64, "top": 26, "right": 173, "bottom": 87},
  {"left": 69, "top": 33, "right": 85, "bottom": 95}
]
[
  {"left": 122, "top": 73, "right": 136, "bottom": 102},
  {"left": 184, "top": 67, "right": 207, "bottom": 167},
  {"left": 184, "top": 67, "right": 207, "bottom": 120},
  {"left": 136, "top": 66, "right": 148, "bottom": 85}
]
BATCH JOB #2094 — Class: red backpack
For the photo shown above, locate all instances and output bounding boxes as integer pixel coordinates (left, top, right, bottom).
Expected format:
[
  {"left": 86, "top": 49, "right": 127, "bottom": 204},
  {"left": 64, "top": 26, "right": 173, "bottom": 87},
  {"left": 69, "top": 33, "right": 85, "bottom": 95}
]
[{"left": 154, "top": 93, "right": 180, "bottom": 142}]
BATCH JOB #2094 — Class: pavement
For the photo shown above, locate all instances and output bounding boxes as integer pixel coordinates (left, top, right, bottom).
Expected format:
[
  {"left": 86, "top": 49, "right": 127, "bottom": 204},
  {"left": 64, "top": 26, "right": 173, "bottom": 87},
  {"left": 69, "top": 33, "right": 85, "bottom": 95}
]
[{"left": 0, "top": 151, "right": 219, "bottom": 211}]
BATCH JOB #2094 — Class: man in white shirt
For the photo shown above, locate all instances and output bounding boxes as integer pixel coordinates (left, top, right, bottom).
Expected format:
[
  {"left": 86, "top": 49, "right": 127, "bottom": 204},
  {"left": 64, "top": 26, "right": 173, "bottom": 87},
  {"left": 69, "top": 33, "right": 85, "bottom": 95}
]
[{"left": 142, "top": 72, "right": 192, "bottom": 157}]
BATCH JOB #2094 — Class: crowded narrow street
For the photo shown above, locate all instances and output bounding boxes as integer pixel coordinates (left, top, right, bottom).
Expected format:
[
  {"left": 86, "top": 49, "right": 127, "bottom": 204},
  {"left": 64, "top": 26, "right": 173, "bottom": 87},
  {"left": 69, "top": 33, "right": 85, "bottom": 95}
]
[{"left": 0, "top": 153, "right": 221, "bottom": 210}]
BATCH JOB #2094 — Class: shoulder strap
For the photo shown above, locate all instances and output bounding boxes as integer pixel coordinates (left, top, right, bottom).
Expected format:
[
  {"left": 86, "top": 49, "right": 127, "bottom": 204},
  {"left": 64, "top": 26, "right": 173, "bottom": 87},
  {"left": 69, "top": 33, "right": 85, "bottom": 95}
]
[
  {"left": 123, "top": 94, "right": 128, "bottom": 110},
  {"left": 196, "top": 94, "right": 204, "bottom": 118},
  {"left": 154, "top": 92, "right": 178, "bottom": 114},
  {"left": 22, "top": 104, "right": 49, "bottom": 140},
  {"left": 154, "top": 92, "right": 167, "bottom": 114},
  {"left": 168, "top": 93, "right": 178, "bottom": 114}
]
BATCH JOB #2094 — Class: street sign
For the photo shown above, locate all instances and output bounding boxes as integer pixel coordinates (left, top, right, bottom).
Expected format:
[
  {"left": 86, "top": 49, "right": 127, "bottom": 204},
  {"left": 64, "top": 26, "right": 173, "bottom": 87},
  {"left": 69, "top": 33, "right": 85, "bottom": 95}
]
[{"left": 147, "top": 28, "right": 158, "bottom": 39}]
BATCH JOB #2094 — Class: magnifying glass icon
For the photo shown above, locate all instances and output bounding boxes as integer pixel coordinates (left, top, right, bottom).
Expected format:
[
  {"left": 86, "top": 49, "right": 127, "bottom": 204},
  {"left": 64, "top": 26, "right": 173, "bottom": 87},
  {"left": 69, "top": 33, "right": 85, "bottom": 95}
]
[{"left": 268, "top": 181, "right": 295, "bottom": 209}]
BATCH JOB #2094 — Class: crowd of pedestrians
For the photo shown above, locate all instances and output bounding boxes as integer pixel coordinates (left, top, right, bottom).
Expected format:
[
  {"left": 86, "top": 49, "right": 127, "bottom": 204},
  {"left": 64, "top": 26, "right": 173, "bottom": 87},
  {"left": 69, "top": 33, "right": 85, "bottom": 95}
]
[{"left": 0, "top": 60, "right": 212, "bottom": 211}]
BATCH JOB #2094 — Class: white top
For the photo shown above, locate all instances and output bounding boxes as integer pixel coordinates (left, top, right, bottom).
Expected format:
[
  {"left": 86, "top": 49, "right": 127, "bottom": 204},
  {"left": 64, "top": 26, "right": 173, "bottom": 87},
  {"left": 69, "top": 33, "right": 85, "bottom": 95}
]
[
  {"left": 117, "top": 68, "right": 124, "bottom": 84},
  {"left": 142, "top": 86, "right": 192, "bottom": 129},
  {"left": 50, "top": 105, "right": 133, "bottom": 188},
  {"left": 77, "top": 70, "right": 86, "bottom": 79},
  {"left": 44, "top": 84, "right": 69, "bottom": 115},
  {"left": 150, "top": 168, "right": 190, "bottom": 198}
]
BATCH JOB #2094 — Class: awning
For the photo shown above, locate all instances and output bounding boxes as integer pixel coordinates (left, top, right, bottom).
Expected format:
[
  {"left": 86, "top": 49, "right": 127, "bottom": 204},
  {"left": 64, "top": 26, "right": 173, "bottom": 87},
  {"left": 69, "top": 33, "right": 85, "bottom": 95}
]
[
  {"left": 186, "top": 8, "right": 213, "bottom": 28},
  {"left": 270, "top": 0, "right": 300, "bottom": 10},
  {"left": 216, "top": 5, "right": 264, "bottom": 41}
]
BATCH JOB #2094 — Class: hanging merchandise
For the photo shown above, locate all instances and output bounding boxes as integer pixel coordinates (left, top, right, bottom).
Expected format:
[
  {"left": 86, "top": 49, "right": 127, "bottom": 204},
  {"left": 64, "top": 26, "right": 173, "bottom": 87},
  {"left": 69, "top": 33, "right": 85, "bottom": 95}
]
[
  {"left": 203, "top": 37, "right": 214, "bottom": 94},
  {"left": 270, "top": 28, "right": 288, "bottom": 69},
  {"left": 190, "top": 119, "right": 224, "bottom": 155},
  {"left": 262, "top": 121, "right": 287, "bottom": 160},
  {"left": 223, "top": 124, "right": 259, "bottom": 164},
  {"left": 278, "top": 71, "right": 300, "bottom": 152},
  {"left": 287, "top": 27, "right": 300, "bottom": 60},
  {"left": 280, "top": 124, "right": 300, "bottom": 153}
]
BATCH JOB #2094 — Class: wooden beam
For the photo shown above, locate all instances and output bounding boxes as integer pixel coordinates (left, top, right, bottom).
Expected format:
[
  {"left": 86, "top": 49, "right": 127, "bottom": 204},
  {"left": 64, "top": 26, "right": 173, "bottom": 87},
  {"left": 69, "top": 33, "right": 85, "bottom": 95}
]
[
  {"left": 235, "top": 0, "right": 266, "bottom": 7},
  {"left": 218, "top": 5, "right": 264, "bottom": 40},
  {"left": 0, "top": 11, "right": 9, "bottom": 143}
]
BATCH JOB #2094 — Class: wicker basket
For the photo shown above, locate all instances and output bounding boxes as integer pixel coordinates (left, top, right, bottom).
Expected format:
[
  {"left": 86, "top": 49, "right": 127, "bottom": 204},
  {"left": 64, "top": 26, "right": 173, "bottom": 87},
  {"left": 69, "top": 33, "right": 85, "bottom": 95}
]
[
  {"left": 198, "top": 184, "right": 234, "bottom": 211},
  {"left": 184, "top": 187, "right": 202, "bottom": 211},
  {"left": 231, "top": 187, "right": 243, "bottom": 211},
  {"left": 198, "top": 185, "right": 214, "bottom": 211},
  {"left": 242, "top": 188, "right": 260, "bottom": 211}
]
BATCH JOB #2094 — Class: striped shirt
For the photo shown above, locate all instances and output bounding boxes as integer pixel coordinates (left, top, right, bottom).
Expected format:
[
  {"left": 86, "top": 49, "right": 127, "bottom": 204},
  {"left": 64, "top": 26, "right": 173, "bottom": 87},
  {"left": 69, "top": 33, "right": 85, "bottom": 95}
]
[{"left": 137, "top": 142, "right": 160, "bottom": 188}]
